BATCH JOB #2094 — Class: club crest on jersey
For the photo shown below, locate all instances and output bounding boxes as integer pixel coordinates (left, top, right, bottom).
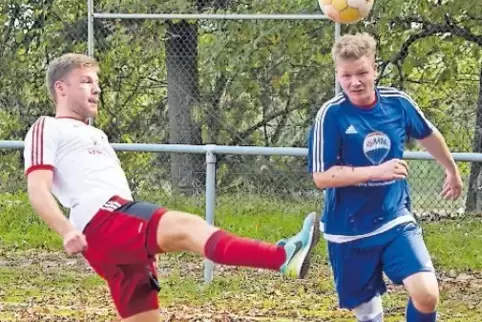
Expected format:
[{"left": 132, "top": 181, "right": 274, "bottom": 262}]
[
  {"left": 363, "top": 131, "right": 391, "bottom": 165},
  {"left": 88, "top": 136, "right": 106, "bottom": 155}
]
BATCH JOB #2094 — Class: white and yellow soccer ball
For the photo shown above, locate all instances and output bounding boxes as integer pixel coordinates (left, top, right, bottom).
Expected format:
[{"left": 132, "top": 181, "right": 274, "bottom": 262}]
[{"left": 318, "top": 0, "right": 374, "bottom": 24}]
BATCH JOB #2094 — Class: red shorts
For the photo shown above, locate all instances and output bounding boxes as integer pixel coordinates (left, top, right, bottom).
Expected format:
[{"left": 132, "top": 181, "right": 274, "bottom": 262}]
[{"left": 82, "top": 196, "right": 168, "bottom": 318}]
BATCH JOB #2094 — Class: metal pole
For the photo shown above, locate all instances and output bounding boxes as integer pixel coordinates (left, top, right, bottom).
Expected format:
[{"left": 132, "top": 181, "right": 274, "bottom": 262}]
[
  {"left": 204, "top": 145, "right": 217, "bottom": 283},
  {"left": 93, "top": 13, "right": 329, "bottom": 20},
  {"left": 87, "top": 0, "right": 94, "bottom": 57},
  {"left": 334, "top": 22, "right": 341, "bottom": 95},
  {"left": 1, "top": 140, "right": 481, "bottom": 161},
  {"left": 87, "top": 0, "right": 95, "bottom": 126}
]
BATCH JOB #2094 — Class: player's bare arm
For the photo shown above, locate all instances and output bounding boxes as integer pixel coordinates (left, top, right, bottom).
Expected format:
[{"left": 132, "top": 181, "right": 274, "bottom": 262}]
[
  {"left": 313, "top": 159, "right": 408, "bottom": 189},
  {"left": 313, "top": 166, "right": 374, "bottom": 189},
  {"left": 27, "top": 170, "right": 87, "bottom": 255},
  {"left": 417, "top": 130, "right": 463, "bottom": 200}
]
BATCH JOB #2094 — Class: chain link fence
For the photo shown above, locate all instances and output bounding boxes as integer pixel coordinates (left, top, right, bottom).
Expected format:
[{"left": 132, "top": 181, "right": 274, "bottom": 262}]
[{"left": 0, "top": 0, "right": 481, "bottom": 218}]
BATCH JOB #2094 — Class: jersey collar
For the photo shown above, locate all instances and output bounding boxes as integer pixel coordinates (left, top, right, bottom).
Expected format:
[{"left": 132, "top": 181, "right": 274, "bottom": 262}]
[{"left": 56, "top": 116, "right": 89, "bottom": 124}]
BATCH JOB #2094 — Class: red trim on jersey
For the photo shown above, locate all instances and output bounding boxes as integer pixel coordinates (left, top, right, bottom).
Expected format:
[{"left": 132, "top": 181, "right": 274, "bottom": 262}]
[
  {"left": 25, "top": 164, "right": 54, "bottom": 176},
  {"left": 31, "top": 117, "right": 45, "bottom": 166},
  {"left": 56, "top": 116, "right": 89, "bottom": 124},
  {"left": 354, "top": 95, "right": 378, "bottom": 109}
]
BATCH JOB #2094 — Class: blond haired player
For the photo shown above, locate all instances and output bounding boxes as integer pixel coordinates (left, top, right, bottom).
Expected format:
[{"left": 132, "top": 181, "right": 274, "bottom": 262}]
[
  {"left": 307, "top": 33, "right": 462, "bottom": 322},
  {"left": 24, "top": 53, "right": 320, "bottom": 322}
]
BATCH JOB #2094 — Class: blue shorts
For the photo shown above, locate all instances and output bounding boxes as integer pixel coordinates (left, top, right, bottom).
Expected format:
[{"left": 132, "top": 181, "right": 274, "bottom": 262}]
[{"left": 327, "top": 222, "right": 435, "bottom": 309}]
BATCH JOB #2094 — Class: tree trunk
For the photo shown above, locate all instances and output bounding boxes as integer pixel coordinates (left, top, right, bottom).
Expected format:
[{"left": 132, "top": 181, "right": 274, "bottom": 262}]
[
  {"left": 165, "top": 20, "right": 204, "bottom": 196},
  {"left": 466, "top": 64, "right": 482, "bottom": 212}
]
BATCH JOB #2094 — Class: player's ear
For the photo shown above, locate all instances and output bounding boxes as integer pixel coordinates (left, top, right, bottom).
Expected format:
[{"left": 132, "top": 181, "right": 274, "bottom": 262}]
[{"left": 54, "top": 80, "right": 65, "bottom": 97}]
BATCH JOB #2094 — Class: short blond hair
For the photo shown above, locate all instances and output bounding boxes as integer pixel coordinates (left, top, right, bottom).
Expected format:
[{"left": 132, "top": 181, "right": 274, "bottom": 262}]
[
  {"left": 46, "top": 53, "right": 99, "bottom": 101},
  {"left": 332, "top": 32, "right": 377, "bottom": 62}
]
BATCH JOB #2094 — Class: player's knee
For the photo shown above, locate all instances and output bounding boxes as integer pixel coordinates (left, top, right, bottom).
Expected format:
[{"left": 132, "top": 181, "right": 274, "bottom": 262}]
[
  {"left": 411, "top": 289, "right": 439, "bottom": 313},
  {"left": 353, "top": 296, "right": 383, "bottom": 322},
  {"left": 406, "top": 274, "right": 439, "bottom": 312}
]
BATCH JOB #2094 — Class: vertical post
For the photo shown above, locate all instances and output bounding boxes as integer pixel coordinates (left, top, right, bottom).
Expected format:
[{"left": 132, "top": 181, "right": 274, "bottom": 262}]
[
  {"left": 87, "top": 0, "right": 94, "bottom": 57},
  {"left": 334, "top": 22, "right": 342, "bottom": 95},
  {"left": 87, "top": 0, "right": 95, "bottom": 126},
  {"left": 204, "top": 145, "right": 217, "bottom": 283}
]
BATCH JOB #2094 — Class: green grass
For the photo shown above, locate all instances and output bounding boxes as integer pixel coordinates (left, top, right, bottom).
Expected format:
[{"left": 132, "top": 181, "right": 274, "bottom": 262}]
[
  {"left": 1, "top": 191, "right": 482, "bottom": 321},
  {"left": 2, "top": 191, "right": 481, "bottom": 270},
  {"left": 425, "top": 221, "right": 482, "bottom": 270}
]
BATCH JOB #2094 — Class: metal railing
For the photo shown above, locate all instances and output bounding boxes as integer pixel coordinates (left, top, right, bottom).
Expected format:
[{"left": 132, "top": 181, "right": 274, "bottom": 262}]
[{"left": 2, "top": 140, "right": 481, "bottom": 283}]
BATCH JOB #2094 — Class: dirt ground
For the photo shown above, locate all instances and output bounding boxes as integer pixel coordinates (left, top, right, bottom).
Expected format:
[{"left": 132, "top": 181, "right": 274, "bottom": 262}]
[{"left": 0, "top": 250, "right": 481, "bottom": 321}]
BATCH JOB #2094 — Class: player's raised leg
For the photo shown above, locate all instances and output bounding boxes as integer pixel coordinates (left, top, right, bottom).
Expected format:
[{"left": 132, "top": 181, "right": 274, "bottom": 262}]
[
  {"left": 404, "top": 272, "right": 439, "bottom": 322},
  {"left": 382, "top": 223, "right": 439, "bottom": 322},
  {"left": 156, "top": 210, "right": 321, "bottom": 279},
  {"left": 82, "top": 199, "right": 320, "bottom": 322},
  {"left": 118, "top": 210, "right": 320, "bottom": 322}
]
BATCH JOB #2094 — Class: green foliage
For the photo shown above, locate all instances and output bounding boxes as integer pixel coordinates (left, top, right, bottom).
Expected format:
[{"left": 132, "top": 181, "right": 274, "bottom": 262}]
[
  {"left": 365, "top": 0, "right": 482, "bottom": 151},
  {"left": 0, "top": 0, "right": 481, "bottom": 205}
]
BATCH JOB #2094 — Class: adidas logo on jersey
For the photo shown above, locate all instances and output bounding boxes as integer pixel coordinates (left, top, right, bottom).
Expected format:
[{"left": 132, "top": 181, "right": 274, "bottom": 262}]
[{"left": 345, "top": 125, "right": 358, "bottom": 134}]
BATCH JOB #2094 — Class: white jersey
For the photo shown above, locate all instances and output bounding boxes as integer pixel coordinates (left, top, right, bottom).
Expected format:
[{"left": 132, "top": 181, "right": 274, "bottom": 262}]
[{"left": 23, "top": 116, "right": 133, "bottom": 231}]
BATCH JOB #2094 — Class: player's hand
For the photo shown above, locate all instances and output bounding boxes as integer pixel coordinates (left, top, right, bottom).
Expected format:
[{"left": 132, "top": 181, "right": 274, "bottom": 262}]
[
  {"left": 62, "top": 229, "right": 88, "bottom": 255},
  {"left": 441, "top": 169, "right": 463, "bottom": 200},
  {"left": 371, "top": 159, "right": 409, "bottom": 181}
]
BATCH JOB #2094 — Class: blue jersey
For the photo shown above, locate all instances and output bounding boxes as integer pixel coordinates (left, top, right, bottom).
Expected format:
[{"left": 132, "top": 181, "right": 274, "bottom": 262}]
[{"left": 307, "top": 86, "right": 434, "bottom": 236}]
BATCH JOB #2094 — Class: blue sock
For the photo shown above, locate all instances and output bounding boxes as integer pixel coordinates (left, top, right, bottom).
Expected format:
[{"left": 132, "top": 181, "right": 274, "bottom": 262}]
[{"left": 406, "top": 298, "right": 437, "bottom": 322}]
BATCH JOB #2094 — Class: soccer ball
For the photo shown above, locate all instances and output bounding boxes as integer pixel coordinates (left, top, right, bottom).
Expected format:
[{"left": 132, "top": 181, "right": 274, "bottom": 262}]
[{"left": 318, "top": 0, "right": 374, "bottom": 24}]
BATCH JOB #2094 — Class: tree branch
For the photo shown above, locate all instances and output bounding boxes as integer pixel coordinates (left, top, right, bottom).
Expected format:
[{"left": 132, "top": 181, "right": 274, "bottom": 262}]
[
  {"left": 377, "top": 15, "right": 482, "bottom": 83},
  {"left": 227, "top": 104, "right": 303, "bottom": 147},
  {"left": 270, "top": 81, "right": 295, "bottom": 145}
]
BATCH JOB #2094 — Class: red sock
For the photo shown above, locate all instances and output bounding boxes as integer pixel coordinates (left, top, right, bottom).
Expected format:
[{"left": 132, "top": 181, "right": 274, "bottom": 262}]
[{"left": 203, "top": 230, "right": 287, "bottom": 270}]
